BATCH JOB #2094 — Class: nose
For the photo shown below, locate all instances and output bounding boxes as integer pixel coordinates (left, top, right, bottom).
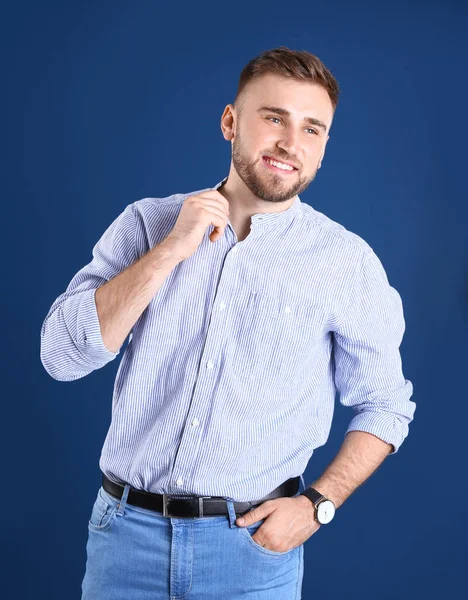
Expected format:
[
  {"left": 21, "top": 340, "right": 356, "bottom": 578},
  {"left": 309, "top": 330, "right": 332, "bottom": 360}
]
[{"left": 276, "top": 128, "right": 299, "bottom": 163}]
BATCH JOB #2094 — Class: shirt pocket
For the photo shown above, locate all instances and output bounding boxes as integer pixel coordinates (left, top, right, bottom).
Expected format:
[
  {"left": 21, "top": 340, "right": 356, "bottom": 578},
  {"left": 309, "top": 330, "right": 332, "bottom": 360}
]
[{"left": 231, "top": 290, "right": 325, "bottom": 387}]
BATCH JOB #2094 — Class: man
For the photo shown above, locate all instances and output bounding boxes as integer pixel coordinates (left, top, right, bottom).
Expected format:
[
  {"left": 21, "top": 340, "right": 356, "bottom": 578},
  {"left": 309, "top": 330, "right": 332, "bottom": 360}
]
[{"left": 41, "top": 46, "right": 415, "bottom": 600}]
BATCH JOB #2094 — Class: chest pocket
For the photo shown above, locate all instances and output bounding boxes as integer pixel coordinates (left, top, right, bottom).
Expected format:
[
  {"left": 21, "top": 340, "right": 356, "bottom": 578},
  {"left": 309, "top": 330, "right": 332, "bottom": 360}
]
[{"left": 231, "top": 291, "right": 325, "bottom": 387}]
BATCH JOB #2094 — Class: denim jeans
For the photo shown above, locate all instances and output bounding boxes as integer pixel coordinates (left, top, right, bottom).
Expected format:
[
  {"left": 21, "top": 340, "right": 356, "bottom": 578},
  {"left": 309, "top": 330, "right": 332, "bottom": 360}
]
[{"left": 81, "top": 476, "right": 305, "bottom": 599}]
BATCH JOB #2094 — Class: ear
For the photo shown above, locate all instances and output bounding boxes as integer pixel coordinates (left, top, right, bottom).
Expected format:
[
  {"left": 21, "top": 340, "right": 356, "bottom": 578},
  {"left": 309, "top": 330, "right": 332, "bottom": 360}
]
[{"left": 220, "top": 104, "right": 236, "bottom": 141}]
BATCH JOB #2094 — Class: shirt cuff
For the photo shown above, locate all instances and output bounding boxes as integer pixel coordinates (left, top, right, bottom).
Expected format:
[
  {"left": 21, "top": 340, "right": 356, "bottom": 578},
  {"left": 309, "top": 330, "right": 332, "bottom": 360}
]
[
  {"left": 345, "top": 410, "right": 409, "bottom": 455},
  {"left": 62, "top": 287, "right": 120, "bottom": 362}
]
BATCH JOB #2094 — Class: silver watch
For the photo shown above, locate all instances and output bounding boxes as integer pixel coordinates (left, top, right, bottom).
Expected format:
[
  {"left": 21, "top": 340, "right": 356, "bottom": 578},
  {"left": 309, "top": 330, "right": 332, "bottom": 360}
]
[{"left": 300, "top": 487, "right": 336, "bottom": 524}]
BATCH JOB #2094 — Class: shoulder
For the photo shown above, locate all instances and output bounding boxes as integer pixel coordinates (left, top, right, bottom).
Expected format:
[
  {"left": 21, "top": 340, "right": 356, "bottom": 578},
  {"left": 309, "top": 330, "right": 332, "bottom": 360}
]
[{"left": 299, "top": 202, "right": 373, "bottom": 257}]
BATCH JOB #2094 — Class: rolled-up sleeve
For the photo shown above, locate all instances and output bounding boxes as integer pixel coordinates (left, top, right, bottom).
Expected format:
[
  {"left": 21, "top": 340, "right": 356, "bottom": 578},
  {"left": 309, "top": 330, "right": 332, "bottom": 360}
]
[
  {"left": 40, "top": 202, "right": 137, "bottom": 381},
  {"left": 333, "top": 250, "right": 416, "bottom": 454}
]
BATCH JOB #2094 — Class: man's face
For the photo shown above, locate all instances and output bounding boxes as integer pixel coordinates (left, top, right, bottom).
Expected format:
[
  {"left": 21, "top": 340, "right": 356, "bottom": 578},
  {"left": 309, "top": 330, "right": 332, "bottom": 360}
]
[{"left": 226, "top": 73, "right": 334, "bottom": 203}]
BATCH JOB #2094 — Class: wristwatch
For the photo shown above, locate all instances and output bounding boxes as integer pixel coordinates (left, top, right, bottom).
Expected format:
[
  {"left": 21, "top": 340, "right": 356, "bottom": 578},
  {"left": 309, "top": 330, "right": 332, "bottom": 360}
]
[{"left": 300, "top": 487, "right": 336, "bottom": 524}]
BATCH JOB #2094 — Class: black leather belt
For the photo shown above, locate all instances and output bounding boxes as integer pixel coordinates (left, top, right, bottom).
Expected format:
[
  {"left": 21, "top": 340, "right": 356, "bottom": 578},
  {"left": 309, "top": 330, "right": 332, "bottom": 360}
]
[{"left": 102, "top": 472, "right": 300, "bottom": 518}]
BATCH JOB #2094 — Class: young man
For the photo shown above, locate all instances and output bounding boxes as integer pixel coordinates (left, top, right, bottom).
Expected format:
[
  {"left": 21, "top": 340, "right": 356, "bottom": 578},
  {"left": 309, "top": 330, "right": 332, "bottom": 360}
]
[{"left": 41, "top": 46, "right": 415, "bottom": 600}]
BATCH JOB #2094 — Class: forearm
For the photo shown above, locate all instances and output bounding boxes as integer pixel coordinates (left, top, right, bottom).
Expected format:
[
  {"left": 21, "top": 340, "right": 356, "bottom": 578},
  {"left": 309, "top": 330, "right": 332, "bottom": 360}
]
[
  {"left": 95, "top": 241, "right": 181, "bottom": 353},
  {"left": 306, "top": 430, "right": 393, "bottom": 509}
]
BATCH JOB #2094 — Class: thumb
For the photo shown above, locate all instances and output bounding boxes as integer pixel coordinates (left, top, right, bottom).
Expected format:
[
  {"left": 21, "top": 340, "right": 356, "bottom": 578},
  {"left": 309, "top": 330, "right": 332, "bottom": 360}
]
[{"left": 236, "top": 503, "right": 269, "bottom": 527}]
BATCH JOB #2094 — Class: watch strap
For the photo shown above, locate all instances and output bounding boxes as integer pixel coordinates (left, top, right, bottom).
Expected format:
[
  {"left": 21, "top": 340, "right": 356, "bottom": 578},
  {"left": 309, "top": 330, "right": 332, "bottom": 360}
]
[{"left": 300, "top": 487, "right": 326, "bottom": 506}]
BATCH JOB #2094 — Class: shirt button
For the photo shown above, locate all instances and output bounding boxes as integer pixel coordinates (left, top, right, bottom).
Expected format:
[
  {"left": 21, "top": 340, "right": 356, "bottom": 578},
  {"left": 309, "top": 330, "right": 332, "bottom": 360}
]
[
  {"left": 220, "top": 301, "right": 226, "bottom": 310},
  {"left": 232, "top": 246, "right": 238, "bottom": 253},
  {"left": 176, "top": 477, "right": 184, "bottom": 486},
  {"left": 192, "top": 418, "right": 199, "bottom": 426},
  {"left": 285, "top": 306, "right": 292, "bottom": 313},
  {"left": 207, "top": 360, "right": 214, "bottom": 369}
]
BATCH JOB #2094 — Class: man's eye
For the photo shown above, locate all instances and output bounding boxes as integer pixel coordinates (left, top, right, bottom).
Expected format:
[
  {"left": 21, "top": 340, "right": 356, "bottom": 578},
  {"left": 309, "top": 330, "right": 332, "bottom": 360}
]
[{"left": 267, "top": 118, "right": 317, "bottom": 135}]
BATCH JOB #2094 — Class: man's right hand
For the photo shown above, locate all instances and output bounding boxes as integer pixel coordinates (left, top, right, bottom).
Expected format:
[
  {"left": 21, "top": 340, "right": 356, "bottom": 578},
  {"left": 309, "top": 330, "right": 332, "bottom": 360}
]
[{"left": 160, "top": 190, "right": 230, "bottom": 262}]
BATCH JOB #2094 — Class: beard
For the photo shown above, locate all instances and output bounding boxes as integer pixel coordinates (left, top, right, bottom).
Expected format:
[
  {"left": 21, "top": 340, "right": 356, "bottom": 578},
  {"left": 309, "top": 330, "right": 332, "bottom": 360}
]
[{"left": 231, "top": 130, "right": 318, "bottom": 204}]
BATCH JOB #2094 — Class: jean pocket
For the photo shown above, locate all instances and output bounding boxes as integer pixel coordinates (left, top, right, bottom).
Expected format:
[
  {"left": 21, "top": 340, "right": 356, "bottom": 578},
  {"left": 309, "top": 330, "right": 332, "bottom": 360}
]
[
  {"left": 88, "top": 486, "right": 120, "bottom": 532},
  {"left": 240, "top": 519, "right": 299, "bottom": 557},
  {"left": 232, "top": 291, "right": 325, "bottom": 386}
]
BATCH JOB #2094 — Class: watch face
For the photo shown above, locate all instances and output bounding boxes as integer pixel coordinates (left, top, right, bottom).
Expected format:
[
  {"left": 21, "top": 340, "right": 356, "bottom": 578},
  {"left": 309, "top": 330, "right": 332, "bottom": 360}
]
[{"left": 317, "top": 500, "right": 335, "bottom": 524}]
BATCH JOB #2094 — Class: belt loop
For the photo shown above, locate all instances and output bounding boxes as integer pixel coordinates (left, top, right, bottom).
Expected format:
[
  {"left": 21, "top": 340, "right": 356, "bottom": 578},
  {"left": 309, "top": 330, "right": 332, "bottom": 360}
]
[
  {"left": 226, "top": 499, "right": 240, "bottom": 529},
  {"left": 116, "top": 483, "right": 131, "bottom": 516}
]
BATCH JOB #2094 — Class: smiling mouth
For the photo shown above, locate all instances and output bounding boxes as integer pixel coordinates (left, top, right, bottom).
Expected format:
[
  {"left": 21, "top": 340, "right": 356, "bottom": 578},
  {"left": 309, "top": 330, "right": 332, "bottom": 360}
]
[{"left": 262, "top": 156, "right": 298, "bottom": 174}]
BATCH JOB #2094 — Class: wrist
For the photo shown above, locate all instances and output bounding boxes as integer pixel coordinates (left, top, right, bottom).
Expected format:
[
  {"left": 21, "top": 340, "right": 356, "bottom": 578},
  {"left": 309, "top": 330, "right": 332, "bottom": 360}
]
[
  {"left": 150, "top": 240, "right": 183, "bottom": 269},
  {"left": 295, "top": 493, "right": 316, "bottom": 511},
  {"left": 307, "top": 482, "right": 339, "bottom": 509},
  {"left": 300, "top": 487, "right": 336, "bottom": 525}
]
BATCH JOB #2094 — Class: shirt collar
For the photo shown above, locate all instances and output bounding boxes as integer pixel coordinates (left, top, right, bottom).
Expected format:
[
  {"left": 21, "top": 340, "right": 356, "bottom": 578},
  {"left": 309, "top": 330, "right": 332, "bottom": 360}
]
[{"left": 212, "top": 176, "right": 302, "bottom": 230}]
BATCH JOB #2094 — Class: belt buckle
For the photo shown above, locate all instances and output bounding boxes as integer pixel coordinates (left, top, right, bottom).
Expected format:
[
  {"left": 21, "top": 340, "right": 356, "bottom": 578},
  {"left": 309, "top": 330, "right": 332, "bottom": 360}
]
[
  {"left": 197, "top": 496, "right": 213, "bottom": 517},
  {"left": 162, "top": 494, "right": 212, "bottom": 518},
  {"left": 162, "top": 493, "right": 173, "bottom": 517}
]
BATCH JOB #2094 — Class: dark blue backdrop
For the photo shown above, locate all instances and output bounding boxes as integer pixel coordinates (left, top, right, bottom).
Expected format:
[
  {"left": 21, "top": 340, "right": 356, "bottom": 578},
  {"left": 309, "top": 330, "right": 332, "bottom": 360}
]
[{"left": 4, "top": 0, "right": 467, "bottom": 598}]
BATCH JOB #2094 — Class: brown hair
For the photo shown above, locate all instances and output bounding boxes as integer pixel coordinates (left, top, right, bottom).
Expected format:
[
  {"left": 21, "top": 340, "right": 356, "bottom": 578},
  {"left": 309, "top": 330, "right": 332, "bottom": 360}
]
[{"left": 233, "top": 46, "right": 340, "bottom": 115}]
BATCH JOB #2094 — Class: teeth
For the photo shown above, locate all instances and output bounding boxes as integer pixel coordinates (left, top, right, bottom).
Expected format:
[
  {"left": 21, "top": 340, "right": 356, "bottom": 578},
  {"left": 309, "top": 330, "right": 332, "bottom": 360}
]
[{"left": 266, "top": 158, "right": 294, "bottom": 171}]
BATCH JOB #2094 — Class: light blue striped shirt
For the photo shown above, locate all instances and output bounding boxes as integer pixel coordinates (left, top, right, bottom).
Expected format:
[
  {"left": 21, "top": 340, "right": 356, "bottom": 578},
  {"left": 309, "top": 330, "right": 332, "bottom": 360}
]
[{"left": 40, "top": 176, "right": 415, "bottom": 502}]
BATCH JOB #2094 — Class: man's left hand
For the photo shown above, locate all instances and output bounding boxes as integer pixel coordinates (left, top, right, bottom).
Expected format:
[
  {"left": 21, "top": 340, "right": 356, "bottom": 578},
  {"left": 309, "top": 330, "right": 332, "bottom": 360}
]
[{"left": 235, "top": 495, "right": 321, "bottom": 553}]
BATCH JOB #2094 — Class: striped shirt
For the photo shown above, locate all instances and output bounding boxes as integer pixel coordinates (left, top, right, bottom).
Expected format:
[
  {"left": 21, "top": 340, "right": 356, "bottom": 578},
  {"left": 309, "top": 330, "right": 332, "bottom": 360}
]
[{"left": 40, "top": 175, "right": 416, "bottom": 502}]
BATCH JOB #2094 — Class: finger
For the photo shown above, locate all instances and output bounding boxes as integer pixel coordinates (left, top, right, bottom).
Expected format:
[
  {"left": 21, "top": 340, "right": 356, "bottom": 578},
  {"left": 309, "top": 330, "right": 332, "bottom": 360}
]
[
  {"left": 236, "top": 502, "right": 269, "bottom": 526},
  {"left": 208, "top": 214, "right": 228, "bottom": 242},
  {"left": 199, "top": 205, "right": 229, "bottom": 224},
  {"left": 193, "top": 202, "right": 229, "bottom": 236},
  {"left": 198, "top": 191, "right": 230, "bottom": 216},
  {"left": 201, "top": 207, "right": 228, "bottom": 242}
]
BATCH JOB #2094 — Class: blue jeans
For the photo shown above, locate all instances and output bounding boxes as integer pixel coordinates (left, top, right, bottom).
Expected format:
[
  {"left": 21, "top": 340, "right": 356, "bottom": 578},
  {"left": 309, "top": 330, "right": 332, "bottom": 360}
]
[{"left": 81, "top": 476, "right": 305, "bottom": 599}]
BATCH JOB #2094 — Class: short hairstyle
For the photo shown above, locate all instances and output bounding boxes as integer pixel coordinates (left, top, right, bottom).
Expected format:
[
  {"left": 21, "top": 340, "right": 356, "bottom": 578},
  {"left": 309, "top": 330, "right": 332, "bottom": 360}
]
[{"left": 233, "top": 46, "right": 340, "bottom": 115}]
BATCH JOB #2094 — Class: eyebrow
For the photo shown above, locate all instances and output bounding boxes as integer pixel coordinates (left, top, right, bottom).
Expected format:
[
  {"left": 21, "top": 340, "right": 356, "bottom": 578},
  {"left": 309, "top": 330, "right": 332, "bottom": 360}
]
[{"left": 256, "top": 105, "right": 328, "bottom": 133}]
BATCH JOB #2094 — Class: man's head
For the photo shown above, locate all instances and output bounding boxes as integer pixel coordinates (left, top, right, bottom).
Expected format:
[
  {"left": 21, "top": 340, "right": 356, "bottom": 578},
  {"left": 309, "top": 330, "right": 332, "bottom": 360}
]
[{"left": 220, "top": 46, "right": 340, "bottom": 204}]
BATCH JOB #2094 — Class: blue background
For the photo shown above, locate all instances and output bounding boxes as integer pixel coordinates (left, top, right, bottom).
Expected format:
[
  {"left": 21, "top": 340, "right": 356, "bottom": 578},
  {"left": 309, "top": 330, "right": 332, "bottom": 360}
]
[{"left": 4, "top": 0, "right": 467, "bottom": 598}]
